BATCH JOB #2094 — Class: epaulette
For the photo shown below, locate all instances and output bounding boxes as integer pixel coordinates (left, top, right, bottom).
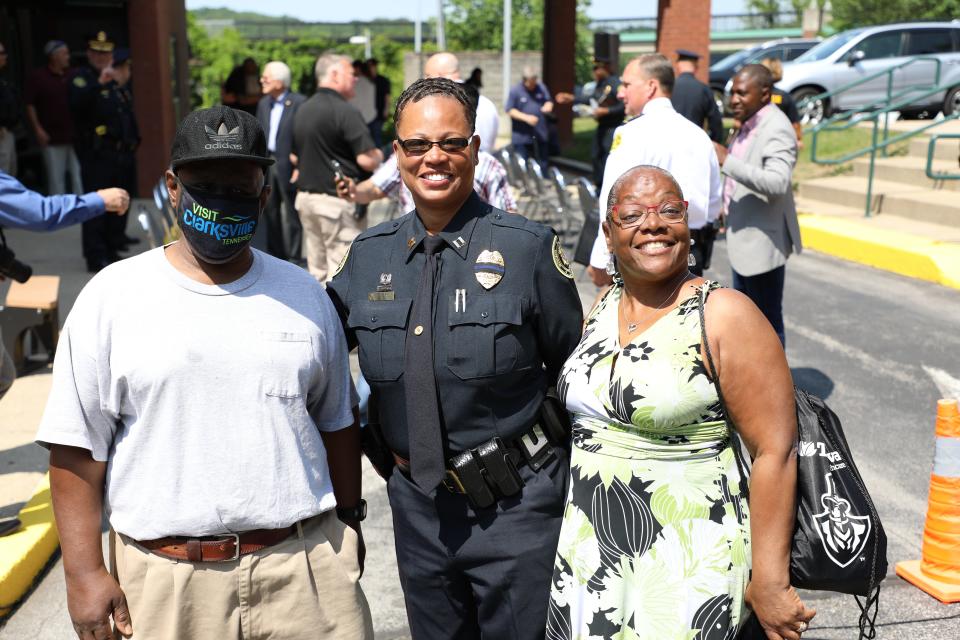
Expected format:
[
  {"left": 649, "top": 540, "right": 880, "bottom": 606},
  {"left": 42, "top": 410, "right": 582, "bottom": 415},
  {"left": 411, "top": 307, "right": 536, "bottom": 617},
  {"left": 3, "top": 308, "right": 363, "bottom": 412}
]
[
  {"left": 354, "top": 212, "right": 411, "bottom": 242},
  {"left": 489, "top": 209, "right": 545, "bottom": 238}
]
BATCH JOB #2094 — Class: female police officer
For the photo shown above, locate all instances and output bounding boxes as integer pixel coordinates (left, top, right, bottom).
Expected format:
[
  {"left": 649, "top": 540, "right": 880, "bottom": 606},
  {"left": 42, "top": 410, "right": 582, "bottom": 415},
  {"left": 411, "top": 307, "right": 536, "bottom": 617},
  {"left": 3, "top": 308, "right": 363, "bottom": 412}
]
[{"left": 327, "top": 78, "right": 583, "bottom": 639}]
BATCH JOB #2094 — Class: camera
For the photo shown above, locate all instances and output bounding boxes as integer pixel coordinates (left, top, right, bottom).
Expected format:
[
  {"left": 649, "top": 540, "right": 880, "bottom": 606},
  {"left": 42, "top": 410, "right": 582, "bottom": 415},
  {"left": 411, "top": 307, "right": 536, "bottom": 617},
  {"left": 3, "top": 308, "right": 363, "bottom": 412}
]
[{"left": 0, "top": 243, "right": 32, "bottom": 283}]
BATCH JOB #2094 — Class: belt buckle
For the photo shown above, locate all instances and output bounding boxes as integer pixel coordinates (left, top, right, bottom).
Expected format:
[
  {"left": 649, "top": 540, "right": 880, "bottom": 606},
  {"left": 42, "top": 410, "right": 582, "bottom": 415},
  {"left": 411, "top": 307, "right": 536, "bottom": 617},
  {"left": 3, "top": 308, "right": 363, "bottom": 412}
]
[
  {"left": 443, "top": 469, "right": 466, "bottom": 494},
  {"left": 519, "top": 425, "right": 554, "bottom": 472},
  {"left": 226, "top": 532, "right": 241, "bottom": 561}
]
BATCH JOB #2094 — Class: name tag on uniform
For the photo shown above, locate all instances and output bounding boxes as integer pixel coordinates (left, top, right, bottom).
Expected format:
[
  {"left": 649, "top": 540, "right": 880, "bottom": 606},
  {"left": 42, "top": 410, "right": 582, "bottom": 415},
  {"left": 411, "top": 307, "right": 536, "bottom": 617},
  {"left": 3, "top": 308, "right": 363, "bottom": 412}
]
[{"left": 369, "top": 272, "right": 394, "bottom": 300}]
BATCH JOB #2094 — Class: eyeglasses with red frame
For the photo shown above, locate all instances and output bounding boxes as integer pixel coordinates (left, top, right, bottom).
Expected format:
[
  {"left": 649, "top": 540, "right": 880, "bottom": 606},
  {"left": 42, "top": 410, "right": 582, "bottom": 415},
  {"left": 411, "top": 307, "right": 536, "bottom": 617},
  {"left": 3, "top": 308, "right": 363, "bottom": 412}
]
[{"left": 610, "top": 200, "right": 688, "bottom": 228}]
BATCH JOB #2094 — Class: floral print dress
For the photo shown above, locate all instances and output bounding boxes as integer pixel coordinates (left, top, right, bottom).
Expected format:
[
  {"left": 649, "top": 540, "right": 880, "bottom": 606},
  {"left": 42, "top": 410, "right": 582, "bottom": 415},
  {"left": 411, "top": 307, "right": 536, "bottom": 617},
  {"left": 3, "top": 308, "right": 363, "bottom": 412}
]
[{"left": 546, "top": 282, "right": 751, "bottom": 640}]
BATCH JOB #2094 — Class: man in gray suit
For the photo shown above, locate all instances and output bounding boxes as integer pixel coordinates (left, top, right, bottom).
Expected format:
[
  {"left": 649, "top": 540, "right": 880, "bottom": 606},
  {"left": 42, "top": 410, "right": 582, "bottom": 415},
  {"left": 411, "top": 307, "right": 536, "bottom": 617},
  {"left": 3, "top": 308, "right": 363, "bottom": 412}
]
[
  {"left": 714, "top": 64, "right": 801, "bottom": 345},
  {"left": 257, "top": 60, "right": 306, "bottom": 261}
]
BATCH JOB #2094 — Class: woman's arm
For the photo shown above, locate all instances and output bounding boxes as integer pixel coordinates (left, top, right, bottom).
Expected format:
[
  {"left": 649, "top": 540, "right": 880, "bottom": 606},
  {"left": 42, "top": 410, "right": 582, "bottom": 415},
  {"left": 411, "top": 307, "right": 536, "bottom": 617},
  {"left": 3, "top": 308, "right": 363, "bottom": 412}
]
[{"left": 703, "top": 288, "right": 815, "bottom": 640}]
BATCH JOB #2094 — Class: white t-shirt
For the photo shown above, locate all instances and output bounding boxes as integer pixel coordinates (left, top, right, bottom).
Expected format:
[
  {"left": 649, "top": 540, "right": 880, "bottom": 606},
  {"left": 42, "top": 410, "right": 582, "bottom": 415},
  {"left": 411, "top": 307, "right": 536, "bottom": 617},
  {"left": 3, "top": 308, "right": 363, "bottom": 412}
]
[
  {"left": 475, "top": 93, "right": 500, "bottom": 153},
  {"left": 349, "top": 76, "right": 378, "bottom": 124},
  {"left": 36, "top": 247, "right": 356, "bottom": 540},
  {"left": 589, "top": 97, "right": 723, "bottom": 269}
]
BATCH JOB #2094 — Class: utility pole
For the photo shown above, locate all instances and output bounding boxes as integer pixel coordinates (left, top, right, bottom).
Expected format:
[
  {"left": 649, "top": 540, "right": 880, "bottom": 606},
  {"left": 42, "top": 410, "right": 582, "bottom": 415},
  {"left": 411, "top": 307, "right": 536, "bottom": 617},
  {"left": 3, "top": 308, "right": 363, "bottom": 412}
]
[
  {"left": 436, "top": 0, "right": 446, "bottom": 50},
  {"left": 503, "top": 0, "right": 511, "bottom": 112}
]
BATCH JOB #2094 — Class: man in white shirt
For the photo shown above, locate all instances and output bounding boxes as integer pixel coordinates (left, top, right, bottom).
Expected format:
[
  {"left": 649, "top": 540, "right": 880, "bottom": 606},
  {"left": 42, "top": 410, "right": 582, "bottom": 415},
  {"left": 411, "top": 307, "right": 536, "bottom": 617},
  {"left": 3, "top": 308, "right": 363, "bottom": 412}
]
[
  {"left": 587, "top": 53, "right": 722, "bottom": 286},
  {"left": 38, "top": 105, "right": 372, "bottom": 640},
  {"left": 424, "top": 52, "right": 500, "bottom": 153}
]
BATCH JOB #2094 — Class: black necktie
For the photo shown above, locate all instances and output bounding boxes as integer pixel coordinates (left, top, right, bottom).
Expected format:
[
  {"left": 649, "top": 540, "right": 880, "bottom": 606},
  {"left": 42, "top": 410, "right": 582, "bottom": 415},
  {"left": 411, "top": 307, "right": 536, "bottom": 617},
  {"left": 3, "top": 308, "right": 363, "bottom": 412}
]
[{"left": 405, "top": 234, "right": 447, "bottom": 491}]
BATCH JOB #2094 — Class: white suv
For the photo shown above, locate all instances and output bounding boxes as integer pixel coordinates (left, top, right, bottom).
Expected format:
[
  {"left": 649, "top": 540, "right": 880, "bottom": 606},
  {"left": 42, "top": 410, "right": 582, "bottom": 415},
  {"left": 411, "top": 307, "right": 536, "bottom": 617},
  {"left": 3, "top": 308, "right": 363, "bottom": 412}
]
[{"left": 774, "top": 22, "right": 960, "bottom": 124}]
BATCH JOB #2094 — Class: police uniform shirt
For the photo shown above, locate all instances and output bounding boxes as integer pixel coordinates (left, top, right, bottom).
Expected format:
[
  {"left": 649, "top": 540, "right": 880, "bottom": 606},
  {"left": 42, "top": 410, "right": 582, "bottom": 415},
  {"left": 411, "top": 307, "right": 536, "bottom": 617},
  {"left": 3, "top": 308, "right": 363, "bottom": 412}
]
[
  {"left": 327, "top": 192, "right": 583, "bottom": 456},
  {"left": 671, "top": 71, "right": 724, "bottom": 143},
  {"left": 69, "top": 66, "right": 137, "bottom": 151},
  {"left": 588, "top": 97, "right": 723, "bottom": 269},
  {"left": 585, "top": 75, "right": 625, "bottom": 130}
]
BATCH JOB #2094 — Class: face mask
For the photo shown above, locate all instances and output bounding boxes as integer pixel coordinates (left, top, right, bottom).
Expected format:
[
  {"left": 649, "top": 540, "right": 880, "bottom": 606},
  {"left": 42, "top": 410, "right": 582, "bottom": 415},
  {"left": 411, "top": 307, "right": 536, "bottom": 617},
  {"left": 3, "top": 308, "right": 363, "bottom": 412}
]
[{"left": 176, "top": 181, "right": 262, "bottom": 263}]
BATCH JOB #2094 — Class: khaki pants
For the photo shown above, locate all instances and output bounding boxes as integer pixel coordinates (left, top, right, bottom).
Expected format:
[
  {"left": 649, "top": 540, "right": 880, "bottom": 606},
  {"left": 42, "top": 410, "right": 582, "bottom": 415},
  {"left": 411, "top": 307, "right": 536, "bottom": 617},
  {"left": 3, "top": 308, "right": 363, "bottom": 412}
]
[
  {"left": 110, "top": 512, "right": 373, "bottom": 640},
  {"left": 295, "top": 191, "right": 366, "bottom": 283}
]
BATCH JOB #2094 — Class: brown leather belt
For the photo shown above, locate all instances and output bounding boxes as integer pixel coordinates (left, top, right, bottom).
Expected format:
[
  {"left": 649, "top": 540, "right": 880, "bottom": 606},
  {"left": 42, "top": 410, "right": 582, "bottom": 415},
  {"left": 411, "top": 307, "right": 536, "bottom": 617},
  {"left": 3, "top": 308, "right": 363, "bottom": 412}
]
[{"left": 137, "top": 526, "right": 296, "bottom": 562}]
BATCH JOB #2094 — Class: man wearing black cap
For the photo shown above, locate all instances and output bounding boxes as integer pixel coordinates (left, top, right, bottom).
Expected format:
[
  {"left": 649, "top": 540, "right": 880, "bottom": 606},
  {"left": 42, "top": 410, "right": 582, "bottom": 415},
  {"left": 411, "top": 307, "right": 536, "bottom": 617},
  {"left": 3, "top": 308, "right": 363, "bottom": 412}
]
[
  {"left": 38, "top": 105, "right": 373, "bottom": 640},
  {"left": 70, "top": 32, "right": 141, "bottom": 272},
  {"left": 555, "top": 57, "right": 625, "bottom": 186},
  {"left": 671, "top": 48, "right": 725, "bottom": 143}
]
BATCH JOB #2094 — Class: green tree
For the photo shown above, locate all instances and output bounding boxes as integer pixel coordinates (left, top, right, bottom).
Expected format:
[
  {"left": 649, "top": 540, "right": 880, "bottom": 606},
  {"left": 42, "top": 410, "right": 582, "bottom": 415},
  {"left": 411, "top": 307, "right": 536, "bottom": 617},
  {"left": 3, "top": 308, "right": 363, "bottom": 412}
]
[
  {"left": 444, "top": 0, "right": 595, "bottom": 83},
  {"left": 831, "top": 0, "right": 960, "bottom": 30},
  {"left": 746, "top": 0, "right": 784, "bottom": 28}
]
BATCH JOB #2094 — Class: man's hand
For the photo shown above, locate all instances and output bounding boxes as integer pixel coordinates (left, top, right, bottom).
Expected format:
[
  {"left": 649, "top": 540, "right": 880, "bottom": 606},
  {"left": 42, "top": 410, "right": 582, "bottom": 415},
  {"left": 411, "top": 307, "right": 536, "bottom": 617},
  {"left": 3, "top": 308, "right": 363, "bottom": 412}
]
[
  {"left": 97, "top": 188, "right": 130, "bottom": 214},
  {"left": 335, "top": 176, "right": 356, "bottom": 202},
  {"left": 97, "top": 66, "right": 116, "bottom": 86},
  {"left": 594, "top": 106, "right": 610, "bottom": 119},
  {"left": 587, "top": 265, "right": 613, "bottom": 287},
  {"left": 526, "top": 114, "right": 540, "bottom": 127},
  {"left": 65, "top": 567, "right": 133, "bottom": 639},
  {"left": 554, "top": 92, "right": 574, "bottom": 105},
  {"left": 713, "top": 141, "right": 728, "bottom": 167},
  {"left": 341, "top": 518, "right": 366, "bottom": 577}
]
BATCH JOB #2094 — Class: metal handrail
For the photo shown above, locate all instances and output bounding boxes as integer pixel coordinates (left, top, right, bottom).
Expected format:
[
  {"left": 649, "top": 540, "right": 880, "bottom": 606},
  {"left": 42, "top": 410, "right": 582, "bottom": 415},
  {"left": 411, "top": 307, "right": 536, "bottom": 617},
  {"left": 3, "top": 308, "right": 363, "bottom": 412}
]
[
  {"left": 926, "top": 134, "right": 960, "bottom": 181},
  {"left": 797, "top": 55, "right": 943, "bottom": 121},
  {"left": 802, "top": 55, "right": 959, "bottom": 216}
]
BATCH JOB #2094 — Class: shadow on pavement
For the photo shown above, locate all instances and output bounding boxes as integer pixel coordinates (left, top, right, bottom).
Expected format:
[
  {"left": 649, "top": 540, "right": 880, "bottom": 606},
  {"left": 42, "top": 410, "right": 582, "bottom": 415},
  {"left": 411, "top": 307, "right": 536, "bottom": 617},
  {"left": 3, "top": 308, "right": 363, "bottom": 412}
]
[{"left": 792, "top": 367, "right": 835, "bottom": 400}]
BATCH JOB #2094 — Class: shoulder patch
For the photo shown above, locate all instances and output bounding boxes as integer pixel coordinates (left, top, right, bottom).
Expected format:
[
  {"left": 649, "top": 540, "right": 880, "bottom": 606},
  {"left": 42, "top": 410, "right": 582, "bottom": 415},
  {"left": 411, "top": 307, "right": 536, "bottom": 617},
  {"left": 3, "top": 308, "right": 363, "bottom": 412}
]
[
  {"left": 552, "top": 235, "right": 574, "bottom": 279},
  {"left": 73, "top": 76, "right": 87, "bottom": 88},
  {"left": 772, "top": 93, "right": 783, "bottom": 105},
  {"left": 332, "top": 242, "right": 351, "bottom": 279},
  {"left": 610, "top": 131, "right": 622, "bottom": 152}
]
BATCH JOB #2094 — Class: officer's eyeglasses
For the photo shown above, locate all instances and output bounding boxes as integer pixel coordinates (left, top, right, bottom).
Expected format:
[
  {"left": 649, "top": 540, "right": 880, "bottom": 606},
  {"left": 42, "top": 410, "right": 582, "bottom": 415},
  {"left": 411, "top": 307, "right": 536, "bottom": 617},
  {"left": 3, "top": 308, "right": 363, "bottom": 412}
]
[
  {"left": 397, "top": 136, "right": 472, "bottom": 156},
  {"left": 610, "top": 201, "right": 688, "bottom": 228}
]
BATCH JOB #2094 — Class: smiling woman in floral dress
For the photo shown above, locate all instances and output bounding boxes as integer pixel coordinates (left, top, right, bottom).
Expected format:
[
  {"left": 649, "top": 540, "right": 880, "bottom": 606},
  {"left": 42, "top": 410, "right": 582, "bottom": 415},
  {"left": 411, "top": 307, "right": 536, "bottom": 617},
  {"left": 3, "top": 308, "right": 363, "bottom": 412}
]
[{"left": 546, "top": 165, "right": 816, "bottom": 640}]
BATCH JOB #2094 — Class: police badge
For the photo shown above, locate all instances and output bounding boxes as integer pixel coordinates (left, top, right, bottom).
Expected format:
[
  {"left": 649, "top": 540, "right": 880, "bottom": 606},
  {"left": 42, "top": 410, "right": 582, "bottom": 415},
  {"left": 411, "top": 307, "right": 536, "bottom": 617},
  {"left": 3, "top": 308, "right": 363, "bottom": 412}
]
[{"left": 474, "top": 250, "right": 504, "bottom": 289}]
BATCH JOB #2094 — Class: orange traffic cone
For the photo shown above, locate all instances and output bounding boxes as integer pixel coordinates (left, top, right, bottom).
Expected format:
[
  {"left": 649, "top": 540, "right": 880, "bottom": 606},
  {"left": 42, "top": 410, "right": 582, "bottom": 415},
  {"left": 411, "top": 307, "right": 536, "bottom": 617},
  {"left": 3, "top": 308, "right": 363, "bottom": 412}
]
[{"left": 896, "top": 398, "right": 960, "bottom": 603}]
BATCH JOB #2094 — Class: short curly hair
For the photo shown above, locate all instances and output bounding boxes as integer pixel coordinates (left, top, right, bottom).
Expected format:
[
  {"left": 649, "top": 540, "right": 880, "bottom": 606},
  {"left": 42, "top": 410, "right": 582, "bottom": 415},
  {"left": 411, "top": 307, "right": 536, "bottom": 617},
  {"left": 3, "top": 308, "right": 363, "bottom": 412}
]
[{"left": 393, "top": 77, "right": 477, "bottom": 135}]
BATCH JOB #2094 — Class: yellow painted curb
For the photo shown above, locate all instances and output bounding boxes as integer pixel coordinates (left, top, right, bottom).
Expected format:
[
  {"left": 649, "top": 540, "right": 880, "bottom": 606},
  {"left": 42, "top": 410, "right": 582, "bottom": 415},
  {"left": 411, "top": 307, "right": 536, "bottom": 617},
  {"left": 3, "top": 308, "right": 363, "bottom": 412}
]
[
  {"left": 798, "top": 213, "right": 960, "bottom": 290},
  {"left": 0, "top": 473, "right": 59, "bottom": 617}
]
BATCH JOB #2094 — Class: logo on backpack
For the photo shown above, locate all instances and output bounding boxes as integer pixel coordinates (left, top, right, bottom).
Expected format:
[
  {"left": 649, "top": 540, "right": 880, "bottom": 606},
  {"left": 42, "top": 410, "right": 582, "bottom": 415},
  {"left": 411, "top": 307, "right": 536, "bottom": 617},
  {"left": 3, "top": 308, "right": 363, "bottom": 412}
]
[{"left": 813, "top": 472, "right": 872, "bottom": 568}]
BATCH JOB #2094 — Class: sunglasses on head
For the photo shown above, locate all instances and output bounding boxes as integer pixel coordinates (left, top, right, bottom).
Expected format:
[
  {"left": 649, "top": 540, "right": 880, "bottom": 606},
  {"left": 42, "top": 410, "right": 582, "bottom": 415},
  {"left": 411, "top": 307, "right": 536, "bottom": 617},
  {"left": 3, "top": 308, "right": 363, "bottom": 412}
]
[{"left": 397, "top": 136, "right": 472, "bottom": 155}]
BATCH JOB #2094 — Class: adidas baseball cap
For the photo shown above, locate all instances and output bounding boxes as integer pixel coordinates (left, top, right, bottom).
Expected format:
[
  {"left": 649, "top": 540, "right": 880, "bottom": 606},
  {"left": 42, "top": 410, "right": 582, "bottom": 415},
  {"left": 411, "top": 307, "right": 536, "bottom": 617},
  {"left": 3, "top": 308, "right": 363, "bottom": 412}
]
[{"left": 169, "top": 105, "right": 274, "bottom": 171}]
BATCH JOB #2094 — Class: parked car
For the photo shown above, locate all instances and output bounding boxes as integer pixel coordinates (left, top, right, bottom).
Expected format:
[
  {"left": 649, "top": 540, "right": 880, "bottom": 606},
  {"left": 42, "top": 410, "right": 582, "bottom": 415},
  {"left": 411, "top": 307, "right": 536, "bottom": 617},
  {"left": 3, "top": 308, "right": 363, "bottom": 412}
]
[
  {"left": 774, "top": 22, "right": 960, "bottom": 125},
  {"left": 709, "top": 38, "right": 820, "bottom": 112}
]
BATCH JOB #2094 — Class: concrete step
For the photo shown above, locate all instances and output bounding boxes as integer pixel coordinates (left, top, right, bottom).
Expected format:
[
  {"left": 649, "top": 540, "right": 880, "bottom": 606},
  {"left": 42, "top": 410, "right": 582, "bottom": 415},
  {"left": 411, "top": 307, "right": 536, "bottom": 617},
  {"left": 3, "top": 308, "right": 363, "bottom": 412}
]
[
  {"left": 908, "top": 136, "right": 960, "bottom": 161},
  {"left": 795, "top": 197, "right": 960, "bottom": 242},
  {"left": 798, "top": 176, "right": 960, "bottom": 226},
  {"left": 851, "top": 156, "right": 960, "bottom": 190}
]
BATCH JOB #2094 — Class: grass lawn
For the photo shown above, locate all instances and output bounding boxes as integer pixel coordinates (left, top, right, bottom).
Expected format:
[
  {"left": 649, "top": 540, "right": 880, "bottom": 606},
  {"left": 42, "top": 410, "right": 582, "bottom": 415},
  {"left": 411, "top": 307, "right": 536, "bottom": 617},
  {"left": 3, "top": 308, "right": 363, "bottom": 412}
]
[{"left": 560, "top": 116, "right": 908, "bottom": 189}]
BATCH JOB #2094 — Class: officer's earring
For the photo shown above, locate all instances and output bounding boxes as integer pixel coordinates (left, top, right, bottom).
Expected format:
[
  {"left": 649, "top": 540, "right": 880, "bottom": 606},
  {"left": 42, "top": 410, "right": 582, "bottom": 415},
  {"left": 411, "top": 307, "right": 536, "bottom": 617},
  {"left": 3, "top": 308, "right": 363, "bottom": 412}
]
[
  {"left": 688, "top": 237, "right": 697, "bottom": 267},
  {"left": 605, "top": 254, "right": 617, "bottom": 276}
]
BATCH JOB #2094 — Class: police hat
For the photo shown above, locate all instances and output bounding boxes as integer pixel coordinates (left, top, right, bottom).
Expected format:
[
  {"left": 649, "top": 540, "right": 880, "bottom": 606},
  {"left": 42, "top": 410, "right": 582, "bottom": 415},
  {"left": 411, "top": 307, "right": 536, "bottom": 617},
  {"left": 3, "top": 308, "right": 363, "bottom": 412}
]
[
  {"left": 113, "top": 47, "right": 131, "bottom": 66},
  {"left": 593, "top": 56, "right": 611, "bottom": 67},
  {"left": 676, "top": 49, "right": 701, "bottom": 62},
  {"left": 88, "top": 31, "right": 115, "bottom": 53},
  {"left": 169, "top": 105, "right": 274, "bottom": 171}
]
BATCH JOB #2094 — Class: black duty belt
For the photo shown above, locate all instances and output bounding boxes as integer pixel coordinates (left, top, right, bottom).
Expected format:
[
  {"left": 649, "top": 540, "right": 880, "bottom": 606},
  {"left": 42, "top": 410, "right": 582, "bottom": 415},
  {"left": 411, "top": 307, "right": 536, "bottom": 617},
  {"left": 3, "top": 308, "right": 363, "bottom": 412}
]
[{"left": 393, "top": 423, "right": 557, "bottom": 510}]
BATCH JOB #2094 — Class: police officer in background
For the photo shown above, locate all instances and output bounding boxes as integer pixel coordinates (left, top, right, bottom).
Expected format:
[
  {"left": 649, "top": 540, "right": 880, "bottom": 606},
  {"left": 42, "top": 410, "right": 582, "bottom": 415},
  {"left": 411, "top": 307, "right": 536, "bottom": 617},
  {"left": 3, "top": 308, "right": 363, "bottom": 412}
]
[
  {"left": 70, "top": 32, "right": 140, "bottom": 272},
  {"left": 671, "top": 48, "right": 725, "bottom": 143},
  {"left": 327, "top": 78, "right": 583, "bottom": 639},
  {"left": 555, "top": 56, "right": 625, "bottom": 186}
]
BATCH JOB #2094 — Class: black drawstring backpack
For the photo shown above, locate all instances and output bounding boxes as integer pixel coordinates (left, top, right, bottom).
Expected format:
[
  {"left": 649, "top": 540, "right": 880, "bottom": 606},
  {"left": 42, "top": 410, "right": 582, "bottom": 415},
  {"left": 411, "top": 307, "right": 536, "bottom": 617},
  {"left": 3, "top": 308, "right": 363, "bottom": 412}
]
[{"left": 698, "top": 286, "right": 887, "bottom": 639}]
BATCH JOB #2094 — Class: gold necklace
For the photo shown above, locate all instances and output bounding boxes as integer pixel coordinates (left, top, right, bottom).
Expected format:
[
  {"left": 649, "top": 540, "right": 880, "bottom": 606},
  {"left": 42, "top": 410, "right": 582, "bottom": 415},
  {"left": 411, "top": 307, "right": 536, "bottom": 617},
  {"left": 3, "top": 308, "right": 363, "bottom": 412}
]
[{"left": 620, "top": 272, "right": 692, "bottom": 334}]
